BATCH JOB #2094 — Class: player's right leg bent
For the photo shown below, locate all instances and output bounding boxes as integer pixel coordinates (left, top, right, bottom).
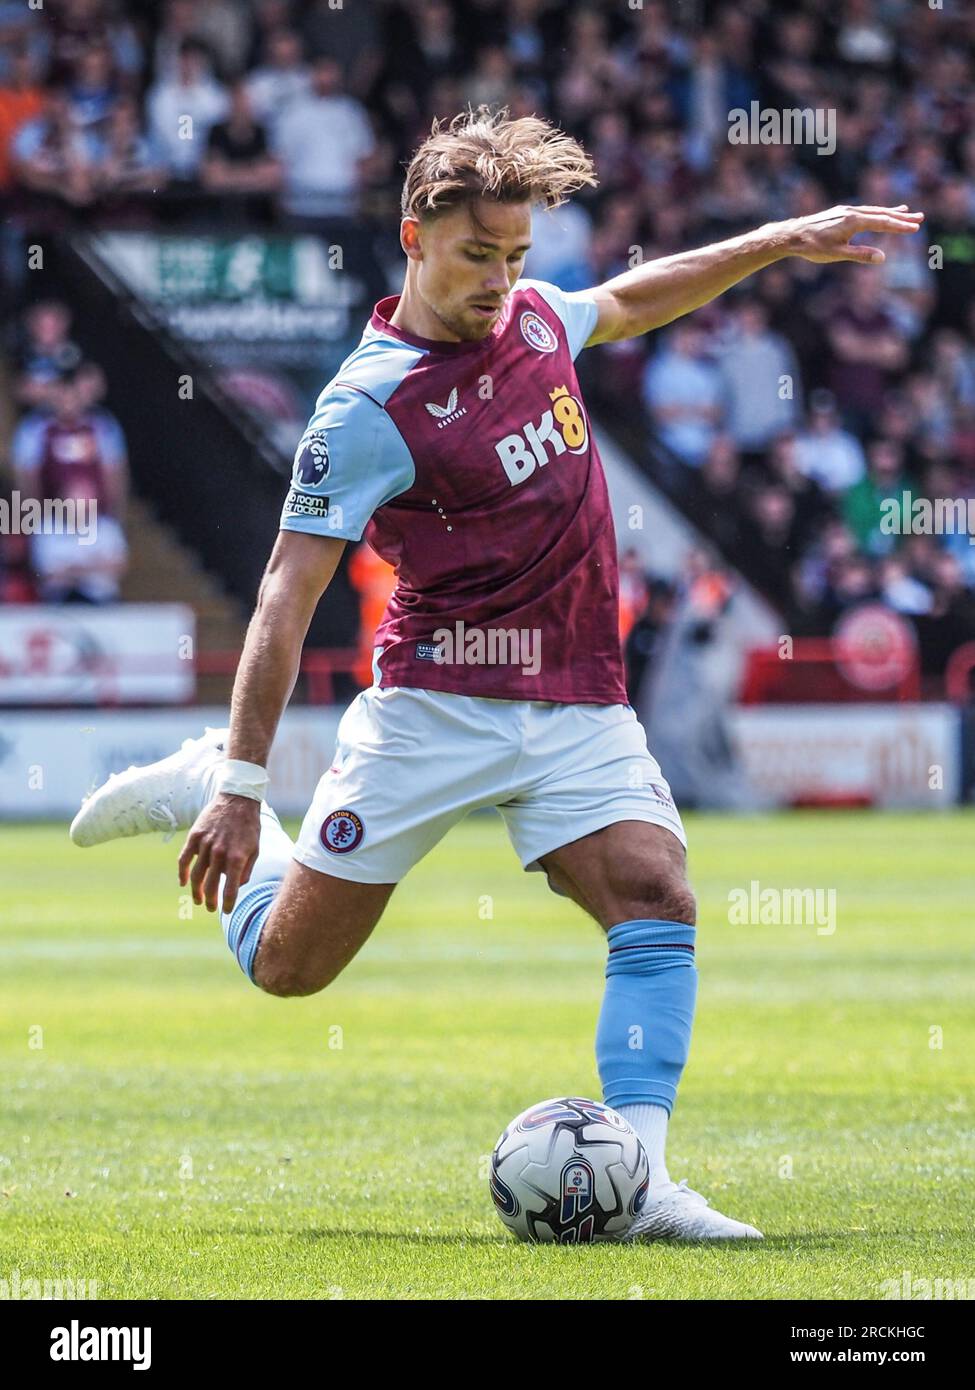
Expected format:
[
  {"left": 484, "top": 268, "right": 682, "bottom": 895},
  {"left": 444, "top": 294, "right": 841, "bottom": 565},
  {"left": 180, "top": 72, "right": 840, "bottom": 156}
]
[
  {"left": 262, "top": 686, "right": 528, "bottom": 995},
  {"left": 69, "top": 686, "right": 524, "bottom": 997},
  {"left": 68, "top": 723, "right": 393, "bottom": 998}
]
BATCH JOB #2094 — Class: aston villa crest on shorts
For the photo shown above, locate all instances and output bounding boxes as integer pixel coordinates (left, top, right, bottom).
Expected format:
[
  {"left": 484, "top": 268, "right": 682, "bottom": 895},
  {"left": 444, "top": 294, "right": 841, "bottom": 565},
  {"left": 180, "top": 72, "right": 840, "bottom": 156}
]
[{"left": 320, "top": 809, "right": 364, "bottom": 853}]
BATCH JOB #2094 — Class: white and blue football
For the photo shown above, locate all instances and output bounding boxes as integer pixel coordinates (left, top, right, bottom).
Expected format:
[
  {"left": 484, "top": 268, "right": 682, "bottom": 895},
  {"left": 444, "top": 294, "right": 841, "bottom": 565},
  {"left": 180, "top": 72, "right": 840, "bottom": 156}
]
[{"left": 490, "top": 1096, "right": 649, "bottom": 1243}]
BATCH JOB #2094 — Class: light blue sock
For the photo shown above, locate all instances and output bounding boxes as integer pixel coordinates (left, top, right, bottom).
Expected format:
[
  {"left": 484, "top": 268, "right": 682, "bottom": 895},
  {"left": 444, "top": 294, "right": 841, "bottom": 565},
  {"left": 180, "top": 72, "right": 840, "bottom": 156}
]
[
  {"left": 223, "top": 880, "right": 278, "bottom": 983},
  {"left": 595, "top": 918, "right": 697, "bottom": 1115},
  {"left": 218, "top": 802, "right": 293, "bottom": 986}
]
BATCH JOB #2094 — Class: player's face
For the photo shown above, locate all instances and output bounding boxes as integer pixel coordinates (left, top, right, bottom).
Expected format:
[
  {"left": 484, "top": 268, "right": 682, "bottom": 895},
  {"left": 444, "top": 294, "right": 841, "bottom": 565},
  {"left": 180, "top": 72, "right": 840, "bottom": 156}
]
[{"left": 410, "top": 198, "right": 533, "bottom": 342}]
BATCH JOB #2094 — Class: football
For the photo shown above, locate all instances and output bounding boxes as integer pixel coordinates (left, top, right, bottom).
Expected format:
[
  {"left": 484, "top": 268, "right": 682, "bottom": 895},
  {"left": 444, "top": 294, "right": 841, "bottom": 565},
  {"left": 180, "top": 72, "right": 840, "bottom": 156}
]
[{"left": 489, "top": 1096, "right": 649, "bottom": 1243}]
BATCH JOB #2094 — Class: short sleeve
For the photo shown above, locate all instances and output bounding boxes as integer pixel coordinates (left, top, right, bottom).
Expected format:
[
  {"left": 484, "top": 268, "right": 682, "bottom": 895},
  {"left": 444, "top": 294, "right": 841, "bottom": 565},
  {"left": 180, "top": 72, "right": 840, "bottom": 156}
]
[
  {"left": 516, "top": 278, "right": 599, "bottom": 359},
  {"left": 280, "top": 383, "right": 415, "bottom": 542}
]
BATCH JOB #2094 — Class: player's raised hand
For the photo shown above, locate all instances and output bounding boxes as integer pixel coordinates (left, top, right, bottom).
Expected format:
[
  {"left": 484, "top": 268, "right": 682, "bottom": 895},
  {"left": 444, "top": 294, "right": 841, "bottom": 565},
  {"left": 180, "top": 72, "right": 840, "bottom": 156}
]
[
  {"left": 178, "top": 793, "right": 261, "bottom": 915},
  {"left": 786, "top": 204, "right": 924, "bottom": 265}
]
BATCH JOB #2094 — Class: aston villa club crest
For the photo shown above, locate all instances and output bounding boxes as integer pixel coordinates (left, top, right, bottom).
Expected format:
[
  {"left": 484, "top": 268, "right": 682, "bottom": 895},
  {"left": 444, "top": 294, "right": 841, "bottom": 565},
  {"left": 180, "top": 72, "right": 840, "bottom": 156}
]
[
  {"left": 320, "top": 808, "right": 364, "bottom": 854},
  {"left": 519, "top": 310, "right": 557, "bottom": 353}
]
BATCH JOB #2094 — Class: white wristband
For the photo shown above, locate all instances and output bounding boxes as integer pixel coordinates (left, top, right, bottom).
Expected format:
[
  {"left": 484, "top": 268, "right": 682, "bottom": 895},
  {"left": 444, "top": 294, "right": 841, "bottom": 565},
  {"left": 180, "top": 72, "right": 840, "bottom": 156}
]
[{"left": 215, "top": 759, "right": 269, "bottom": 803}]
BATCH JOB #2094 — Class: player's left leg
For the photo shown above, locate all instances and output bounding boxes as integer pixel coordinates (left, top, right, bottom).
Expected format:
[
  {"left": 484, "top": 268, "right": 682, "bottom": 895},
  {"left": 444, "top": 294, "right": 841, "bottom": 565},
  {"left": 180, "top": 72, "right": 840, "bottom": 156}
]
[
  {"left": 538, "top": 824, "right": 695, "bottom": 1176},
  {"left": 541, "top": 821, "right": 760, "bottom": 1241},
  {"left": 502, "top": 702, "right": 762, "bottom": 1241}
]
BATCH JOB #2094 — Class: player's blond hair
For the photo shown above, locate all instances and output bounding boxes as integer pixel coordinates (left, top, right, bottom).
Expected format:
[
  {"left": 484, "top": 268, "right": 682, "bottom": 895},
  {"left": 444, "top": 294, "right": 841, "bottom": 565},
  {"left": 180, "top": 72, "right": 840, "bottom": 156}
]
[{"left": 401, "top": 106, "right": 597, "bottom": 222}]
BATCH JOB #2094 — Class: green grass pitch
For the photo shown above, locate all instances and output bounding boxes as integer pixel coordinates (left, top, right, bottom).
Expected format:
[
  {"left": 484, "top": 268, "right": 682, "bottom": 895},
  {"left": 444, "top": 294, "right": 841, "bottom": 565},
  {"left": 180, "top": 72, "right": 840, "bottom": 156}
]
[{"left": 1, "top": 810, "right": 973, "bottom": 1300}]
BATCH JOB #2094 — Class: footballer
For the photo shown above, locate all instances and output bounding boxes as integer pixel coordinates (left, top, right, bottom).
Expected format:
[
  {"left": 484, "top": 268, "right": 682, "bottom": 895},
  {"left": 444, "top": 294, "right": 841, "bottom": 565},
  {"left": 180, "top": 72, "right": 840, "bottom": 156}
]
[{"left": 71, "top": 108, "right": 923, "bottom": 1241}]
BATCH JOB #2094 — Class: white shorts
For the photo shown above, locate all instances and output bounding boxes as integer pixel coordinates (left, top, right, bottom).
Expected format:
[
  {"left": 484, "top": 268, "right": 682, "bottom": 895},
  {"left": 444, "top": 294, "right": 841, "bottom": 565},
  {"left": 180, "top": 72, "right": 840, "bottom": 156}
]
[
  {"left": 293, "top": 686, "right": 686, "bottom": 885},
  {"left": 31, "top": 515, "right": 128, "bottom": 577}
]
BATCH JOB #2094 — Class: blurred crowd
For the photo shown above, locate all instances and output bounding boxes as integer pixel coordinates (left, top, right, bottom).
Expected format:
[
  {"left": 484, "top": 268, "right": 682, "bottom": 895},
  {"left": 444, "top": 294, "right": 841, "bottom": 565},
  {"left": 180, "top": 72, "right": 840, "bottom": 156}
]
[
  {"left": 2, "top": 299, "right": 128, "bottom": 603},
  {"left": 1, "top": 0, "right": 974, "bottom": 680}
]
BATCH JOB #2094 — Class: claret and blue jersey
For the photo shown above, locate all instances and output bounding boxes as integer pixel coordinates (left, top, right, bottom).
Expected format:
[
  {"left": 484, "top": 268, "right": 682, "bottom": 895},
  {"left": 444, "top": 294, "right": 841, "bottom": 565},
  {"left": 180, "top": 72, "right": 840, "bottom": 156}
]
[{"left": 280, "top": 278, "right": 628, "bottom": 705}]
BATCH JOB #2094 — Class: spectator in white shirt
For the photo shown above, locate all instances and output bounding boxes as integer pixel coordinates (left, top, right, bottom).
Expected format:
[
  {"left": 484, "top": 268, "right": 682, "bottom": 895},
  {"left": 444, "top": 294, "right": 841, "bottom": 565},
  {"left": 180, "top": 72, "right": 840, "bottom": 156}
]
[
  {"left": 147, "top": 38, "right": 228, "bottom": 180},
  {"left": 642, "top": 322, "right": 725, "bottom": 467},
  {"left": 245, "top": 28, "right": 310, "bottom": 141},
  {"left": 794, "top": 388, "right": 867, "bottom": 494},
  {"left": 717, "top": 298, "right": 800, "bottom": 455},
  {"left": 272, "top": 55, "right": 376, "bottom": 219},
  {"left": 880, "top": 555, "right": 933, "bottom": 615}
]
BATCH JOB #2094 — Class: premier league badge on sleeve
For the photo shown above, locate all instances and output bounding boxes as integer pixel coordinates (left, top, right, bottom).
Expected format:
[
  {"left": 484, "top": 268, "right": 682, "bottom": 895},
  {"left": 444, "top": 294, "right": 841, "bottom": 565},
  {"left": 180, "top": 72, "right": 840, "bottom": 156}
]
[{"left": 293, "top": 430, "right": 331, "bottom": 487}]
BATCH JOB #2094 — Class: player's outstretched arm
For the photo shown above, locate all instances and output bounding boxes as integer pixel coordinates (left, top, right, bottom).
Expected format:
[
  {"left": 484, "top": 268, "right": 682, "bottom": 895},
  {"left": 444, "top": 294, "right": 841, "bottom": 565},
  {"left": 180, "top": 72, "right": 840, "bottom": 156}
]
[
  {"left": 178, "top": 531, "right": 347, "bottom": 914},
  {"left": 580, "top": 204, "right": 925, "bottom": 346}
]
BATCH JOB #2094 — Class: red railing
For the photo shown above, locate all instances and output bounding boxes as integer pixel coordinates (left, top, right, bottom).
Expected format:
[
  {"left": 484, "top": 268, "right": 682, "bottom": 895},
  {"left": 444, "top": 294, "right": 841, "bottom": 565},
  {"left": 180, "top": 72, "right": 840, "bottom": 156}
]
[
  {"left": 739, "top": 639, "right": 921, "bottom": 705},
  {"left": 0, "top": 647, "right": 364, "bottom": 707}
]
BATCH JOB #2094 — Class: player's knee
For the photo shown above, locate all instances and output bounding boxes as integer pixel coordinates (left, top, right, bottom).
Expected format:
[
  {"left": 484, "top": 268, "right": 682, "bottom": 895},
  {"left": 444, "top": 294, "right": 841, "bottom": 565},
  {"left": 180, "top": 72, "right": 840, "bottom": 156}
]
[
  {"left": 620, "top": 873, "right": 696, "bottom": 926},
  {"left": 252, "top": 949, "right": 332, "bottom": 999},
  {"left": 652, "top": 875, "right": 696, "bottom": 925}
]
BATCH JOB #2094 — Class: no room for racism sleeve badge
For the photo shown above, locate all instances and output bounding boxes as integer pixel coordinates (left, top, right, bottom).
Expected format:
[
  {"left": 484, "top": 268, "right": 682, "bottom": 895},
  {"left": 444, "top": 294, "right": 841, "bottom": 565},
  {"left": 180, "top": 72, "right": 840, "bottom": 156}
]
[{"left": 283, "top": 429, "right": 332, "bottom": 519}]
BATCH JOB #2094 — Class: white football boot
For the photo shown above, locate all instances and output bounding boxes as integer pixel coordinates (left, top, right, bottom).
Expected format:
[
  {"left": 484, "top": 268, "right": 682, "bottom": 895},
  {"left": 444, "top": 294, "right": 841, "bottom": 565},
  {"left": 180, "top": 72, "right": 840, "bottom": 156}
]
[
  {"left": 624, "top": 1179, "right": 763, "bottom": 1242},
  {"left": 69, "top": 727, "right": 228, "bottom": 847}
]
